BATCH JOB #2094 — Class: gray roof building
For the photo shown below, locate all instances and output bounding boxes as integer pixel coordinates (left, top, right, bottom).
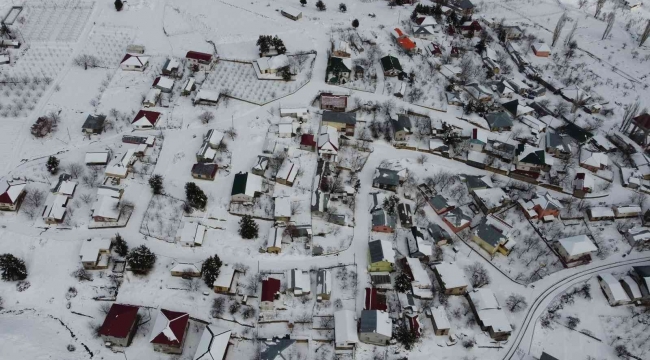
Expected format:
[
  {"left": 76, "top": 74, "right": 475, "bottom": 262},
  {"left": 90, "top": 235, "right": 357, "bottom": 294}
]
[
  {"left": 391, "top": 115, "right": 412, "bottom": 133},
  {"left": 485, "top": 112, "right": 513, "bottom": 130},
  {"left": 474, "top": 219, "right": 508, "bottom": 247},
  {"left": 373, "top": 168, "right": 400, "bottom": 187},
  {"left": 427, "top": 223, "right": 452, "bottom": 244},
  {"left": 82, "top": 114, "right": 106, "bottom": 132},
  {"left": 260, "top": 336, "right": 295, "bottom": 360},
  {"left": 372, "top": 209, "right": 397, "bottom": 230},
  {"left": 322, "top": 110, "right": 356, "bottom": 125}
]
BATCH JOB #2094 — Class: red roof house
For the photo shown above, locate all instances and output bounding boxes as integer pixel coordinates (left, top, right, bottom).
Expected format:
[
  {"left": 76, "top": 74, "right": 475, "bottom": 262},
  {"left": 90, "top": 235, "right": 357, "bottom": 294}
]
[
  {"left": 150, "top": 309, "right": 190, "bottom": 354},
  {"left": 99, "top": 304, "right": 140, "bottom": 346},
  {"left": 0, "top": 182, "right": 26, "bottom": 211},
  {"left": 261, "top": 277, "right": 282, "bottom": 305},
  {"left": 391, "top": 28, "right": 417, "bottom": 52},
  {"left": 406, "top": 313, "right": 422, "bottom": 337},
  {"left": 364, "top": 288, "right": 388, "bottom": 311},
  {"left": 300, "top": 134, "right": 317, "bottom": 151},
  {"left": 186, "top": 51, "right": 213, "bottom": 63},
  {"left": 132, "top": 110, "right": 161, "bottom": 129}
]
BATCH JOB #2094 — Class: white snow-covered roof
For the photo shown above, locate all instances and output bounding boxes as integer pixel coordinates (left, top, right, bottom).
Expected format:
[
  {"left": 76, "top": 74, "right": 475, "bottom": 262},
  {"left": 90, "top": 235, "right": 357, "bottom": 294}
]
[
  {"left": 97, "top": 186, "right": 121, "bottom": 198},
  {"left": 282, "top": 7, "right": 302, "bottom": 17},
  {"left": 85, "top": 152, "right": 109, "bottom": 164},
  {"left": 280, "top": 107, "right": 308, "bottom": 116},
  {"left": 290, "top": 269, "right": 310, "bottom": 295},
  {"left": 79, "top": 238, "right": 111, "bottom": 263},
  {"left": 274, "top": 197, "right": 292, "bottom": 218},
  {"left": 371, "top": 240, "right": 396, "bottom": 264},
  {"left": 171, "top": 263, "right": 200, "bottom": 274},
  {"left": 144, "top": 88, "right": 161, "bottom": 105},
  {"left": 149, "top": 309, "right": 187, "bottom": 343},
  {"left": 277, "top": 159, "right": 300, "bottom": 184},
  {"left": 43, "top": 194, "right": 68, "bottom": 221},
  {"left": 520, "top": 115, "right": 546, "bottom": 132},
  {"left": 0, "top": 182, "right": 26, "bottom": 204},
  {"left": 318, "top": 125, "right": 339, "bottom": 154},
  {"left": 257, "top": 55, "right": 289, "bottom": 72},
  {"left": 164, "top": 58, "right": 180, "bottom": 72},
  {"left": 184, "top": 78, "right": 196, "bottom": 92},
  {"left": 589, "top": 206, "right": 615, "bottom": 218},
  {"left": 473, "top": 187, "right": 510, "bottom": 210},
  {"left": 558, "top": 235, "right": 598, "bottom": 256},
  {"left": 55, "top": 181, "right": 77, "bottom": 196},
  {"left": 532, "top": 42, "right": 550, "bottom": 52},
  {"left": 193, "top": 326, "right": 231, "bottom": 360},
  {"left": 155, "top": 76, "right": 174, "bottom": 90},
  {"left": 213, "top": 264, "right": 235, "bottom": 289},
  {"left": 243, "top": 173, "right": 263, "bottom": 197},
  {"left": 195, "top": 89, "right": 221, "bottom": 102},
  {"left": 591, "top": 134, "right": 616, "bottom": 151},
  {"left": 627, "top": 227, "right": 650, "bottom": 243},
  {"left": 469, "top": 289, "right": 512, "bottom": 333},
  {"left": 429, "top": 306, "right": 450, "bottom": 330},
  {"left": 267, "top": 227, "right": 283, "bottom": 249},
  {"left": 621, "top": 275, "right": 642, "bottom": 299},
  {"left": 574, "top": 171, "right": 595, "bottom": 190},
  {"left": 179, "top": 222, "right": 205, "bottom": 245},
  {"left": 207, "top": 130, "right": 224, "bottom": 147},
  {"left": 334, "top": 310, "right": 358, "bottom": 346},
  {"left": 121, "top": 54, "right": 149, "bottom": 67},
  {"left": 333, "top": 40, "right": 351, "bottom": 54},
  {"left": 616, "top": 205, "right": 642, "bottom": 215},
  {"left": 435, "top": 262, "right": 469, "bottom": 289},
  {"left": 92, "top": 196, "right": 120, "bottom": 220},
  {"left": 580, "top": 150, "right": 608, "bottom": 168},
  {"left": 317, "top": 269, "right": 331, "bottom": 296},
  {"left": 406, "top": 257, "right": 431, "bottom": 288},
  {"left": 599, "top": 273, "right": 630, "bottom": 303}
]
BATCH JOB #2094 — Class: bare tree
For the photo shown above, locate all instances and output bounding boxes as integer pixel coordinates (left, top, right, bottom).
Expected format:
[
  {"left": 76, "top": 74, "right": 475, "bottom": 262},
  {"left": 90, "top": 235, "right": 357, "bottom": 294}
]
[
  {"left": 198, "top": 111, "right": 215, "bottom": 124},
  {"left": 565, "top": 20, "right": 578, "bottom": 47},
  {"left": 552, "top": 13, "right": 568, "bottom": 47},
  {"left": 602, "top": 12, "right": 615, "bottom": 40},
  {"left": 595, "top": 0, "right": 606, "bottom": 18},
  {"left": 24, "top": 189, "right": 45, "bottom": 209},
  {"left": 640, "top": 20, "right": 650, "bottom": 47},
  {"left": 505, "top": 293, "right": 528, "bottom": 312},
  {"left": 620, "top": 100, "right": 641, "bottom": 133},
  {"left": 465, "top": 262, "right": 491, "bottom": 288},
  {"left": 225, "top": 127, "right": 237, "bottom": 140},
  {"left": 73, "top": 55, "right": 100, "bottom": 70},
  {"left": 67, "top": 163, "right": 84, "bottom": 179}
]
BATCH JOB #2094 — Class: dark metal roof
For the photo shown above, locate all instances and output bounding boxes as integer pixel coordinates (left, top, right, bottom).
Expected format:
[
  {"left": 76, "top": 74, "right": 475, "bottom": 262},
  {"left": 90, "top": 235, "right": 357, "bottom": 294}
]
[
  {"left": 368, "top": 239, "right": 390, "bottom": 263},
  {"left": 374, "top": 168, "right": 400, "bottom": 186},
  {"left": 231, "top": 172, "right": 248, "bottom": 195},
  {"left": 474, "top": 220, "right": 507, "bottom": 247},
  {"left": 359, "top": 310, "right": 378, "bottom": 333},
  {"left": 391, "top": 114, "right": 412, "bottom": 133},
  {"left": 485, "top": 111, "right": 513, "bottom": 129},
  {"left": 322, "top": 110, "right": 356, "bottom": 125},
  {"left": 372, "top": 209, "right": 396, "bottom": 229},
  {"left": 192, "top": 163, "right": 218, "bottom": 177},
  {"left": 397, "top": 203, "right": 412, "bottom": 224},
  {"left": 82, "top": 114, "right": 106, "bottom": 130},
  {"left": 429, "top": 194, "right": 450, "bottom": 211},
  {"left": 380, "top": 55, "right": 403, "bottom": 72},
  {"left": 427, "top": 223, "right": 452, "bottom": 242}
]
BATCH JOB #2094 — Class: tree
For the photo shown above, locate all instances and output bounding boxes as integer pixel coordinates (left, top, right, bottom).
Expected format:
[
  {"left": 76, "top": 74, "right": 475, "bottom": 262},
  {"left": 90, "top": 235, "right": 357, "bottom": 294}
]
[
  {"left": 198, "top": 111, "right": 214, "bottom": 124},
  {"left": 0, "top": 254, "right": 27, "bottom": 281},
  {"left": 67, "top": 163, "right": 84, "bottom": 179},
  {"left": 394, "top": 323, "right": 417, "bottom": 350},
  {"left": 566, "top": 316, "right": 580, "bottom": 329},
  {"left": 465, "top": 262, "right": 490, "bottom": 288},
  {"left": 300, "top": 0, "right": 307, "bottom": 6},
  {"left": 352, "top": 19, "right": 359, "bottom": 29},
  {"left": 279, "top": 66, "right": 292, "bottom": 81},
  {"left": 595, "top": 0, "right": 605, "bottom": 18},
  {"left": 505, "top": 293, "right": 528, "bottom": 312},
  {"left": 114, "top": 0, "right": 123, "bottom": 11},
  {"left": 148, "top": 174, "right": 164, "bottom": 195},
  {"left": 316, "top": 0, "right": 326, "bottom": 11},
  {"left": 640, "top": 20, "right": 650, "bottom": 47},
  {"left": 620, "top": 99, "right": 641, "bottom": 133},
  {"left": 272, "top": 36, "right": 287, "bottom": 55},
  {"left": 552, "top": 12, "right": 567, "bottom": 47},
  {"left": 211, "top": 297, "right": 226, "bottom": 317},
  {"left": 339, "top": 3, "right": 347, "bottom": 12},
  {"left": 238, "top": 215, "right": 259, "bottom": 239},
  {"left": 31, "top": 116, "right": 56, "bottom": 137},
  {"left": 395, "top": 272, "right": 411, "bottom": 293},
  {"left": 201, "top": 254, "right": 223, "bottom": 287},
  {"left": 185, "top": 182, "right": 207, "bottom": 209},
  {"left": 73, "top": 54, "right": 100, "bottom": 70},
  {"left": 383, "top": 195, "right": 399, "bottom": 215},
  {"left": 256, "top": 35, "right": 272, "bottom": 56},
  {"left": 127, "top": 245, "right": 156, "bottom": 274},
  {"left": 46, "top": 156, "right": 59, "bottom": 175},
  {"left": 602, "top": 12, "right": 615, "bottom": 40},
  {"left": 114, "top": 233, "right": 128, "bottom": 257},
  {"left": 565, "top": 20, "right": 578, "bottom": 47}
]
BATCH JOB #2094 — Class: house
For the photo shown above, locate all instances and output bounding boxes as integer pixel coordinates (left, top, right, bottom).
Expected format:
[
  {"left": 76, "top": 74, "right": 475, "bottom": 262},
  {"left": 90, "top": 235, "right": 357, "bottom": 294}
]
[
  {"left": 152, "top": 76, "right": 174, "bottom": 93},
  {"left": 320, "top": 93, "right": 348, "bottom": 112},
  {"left": 445, "top": 91, "right": 465, "bottom": 106},
  {"left": 518, "top": 192, "right": 563, "bottom": 220},
  {"left": 405, "top": 313, "right": 422, "bottom": 338},
  {"left": 365, "top": 288, "right": 388, "bottom": 310},
  {"left": 149, "top": 309, "right": 190, "bottom": 354},
  {"left": 85, "top": 152, "right": 109, "bottom": 165},
  {"left": 213, "top": 264, "right": 236, "bottom": 293},
  {"left": 99, "top": 304, "right": 140, "bottom": 347},
  {"left": 394, "top": 81, "right": 407, "bottom": 98},
  {"left": 407, "top": 227, "right": 432, "bottom": 260},
  {"left": 371, "top": 209, "right": 397, "bottom": 233},
  {"left": 391, "top": 115, "right": 412, "bottom": 142},
  {"left": 587, "top": 206, "right": 615, "bottom": 221},
  {"left": 162, "top": 58, "right": 180, "bottom": 77},
  {"left": 288, "top": 269, "right": 310, "bottom": 296},
  {"left": 326, "top": 57, "right": 352, "bottom": 85},
  {"left": 514, "top": 144, "right": 552, "bottom": 175},
  {"left": 555, "top": 235, "right": 598, "bottom": 267},
  {"left": 532, "top": 42, "right": 551, "bottom": 57},
  {"left": 0, "top": 182, "right": 27, "bottom": 211},
  {"left": 252, "top": 155, "right": 270, "bottom": 176},
  {"left": 434, "top": 262, "right": 469, "bottom": 295},
  {"left": 620, "top": 274, "right": 643, "bottom": 303},
  {"left": 484, "top": 112, "right": 513, "bottom": 132},
  {"left": 625, "top": 227, "right": 650, "bottom": 250},
  {"left": 104, "top": 148, "right": 136, "bottom": 178},
  {"left": 170, "top": 263, "right": 201, "bottom": 277},
  {"left": 181, "top": 78, "right": 196, "bottom": 96},
  {"left": 231, "top": 172, "right": 263, "bottom": 202},
  {"left": 597, "top": 273, "right": 631, "bottom": 306},
  {"left": 574, "top": 172, "right": 595, "bottom": 193},
  {"left": 427, "top": 306, "right": 451, "bottom": 336},
  {"left": 186, "top": 51, "right": 215, "bottom": 71},
  {"left": 276, "top": 159, "right": 300, "bottom": 186},
  {"left": 545, "top": 132, "right": 572, "bottom": 159},
  {"left": 331, "top": 40, "right": 352, "bottom": 58},
  {"left": 0, "top": 54, "right": 9, "bottom": 65},
  {"left": 413, "top": 24, "right": 437, "bottom": 40},
  {"left": 368, "top": 240, "right": 396, "bottom": 272},
  {"left": 91, "top": 194, "right": 120, "bottom": 222},
  {"left": 123, "top": 135, "right": 156, "bottom": 146},
  {"left": 405, "top": 257, "right": 431, "bottom": 290},
  {"left": 281, "top": 7, "right": 302, "bottom": 20},
  {"left": 443, "top": 208, "right": 472, "bottom": 233},
  {"left": 120, "top": 54, "right": 149, "bottom": 71},
  {"left": 502, "top": 99, "right": 534, "bottom": 119},
  {"left": 334, "top": 310, "right": 358, "bottom": 350},
  {"left": 467, "top": 289, "right": 512, "bottom": 341},
  {"left": 428, "top": 194, "right": 456, "bottom": 214},
  {"left": 579, "top": 150, "right": 608, "bottom": 172},
  {"left": 274, "top": 196, "right": 292, "bottom": 222},
  {"left": 397, "top": 203, "right": 413, "bottom": 227},
  {"left": 627, "top": 266, "right": 650, "bottom": 304},
  {"left": 465, "top": 174, "right": 494, "bottom": 192},
  {"left": 472, "top": 217, "right": 515, "bottom": 256},
  {"left": 257, "top": 54, "right": 289, "bottom": 75},
  {"left": 359, "top": 310, "right": 392, "bottom": 346},
  {"left": 193, "top": 326, "right": 232, "bottom": 360},
  {"left": 316, "top": 269, "right": 332, "bottom": 301},
  {"left": 318, "top": 125, "right": 339, "bottom": 160},
  {"left": 485, "top": 140, "right": 517, "bottom": 162},
  {"left": 277, "top": 118, "right": 294, "bottom": 138},
  {"left": 465, "top": 82, "right": 493, "bottom": 102},
  {"left": 266, "top": 227, "right": 283, "bottom": 254},
  {"left": 260, "top": 277, "right": 282, "bottom": 310},
  {"left": 280, "top": 107, "right": 309, "bottom": 121},
  {"left": 132, "top": 110, "right": 161, "bottom": 129},
  {"left": 380, "top": 55, "right": 403, "bottom": 77},
  {"left": 391, "top": 27, "right": 417, "bottom": 52},
  {"left": 460, "top": 20, "right": 482, "bottom": 37},
  {"left": 492, "top": 80, "right": 515, "bottom": 98},
  {"left": 465, "top": 128, "right": 489, "bottom": 152},
  {"left": 191, "top": 163, "right": 218, "bottom": 181},
  {"left": 42, "top": 194, "right": 69, "bottom": 224},
  {"left": 322, "top": 111, "right": 356, "bottom": 136},
  {"left": 82, "top": 114, "right": 106, "bottom": 134},
  {"left": 453, "top": 0, "right": 476, "bottom": 16},
  {"left": 472, "top": 187, "right": 510, "bottom": 214},
  {"left": 427, "top": 223, "right": 452, "bottom": 245},
  {"left": 143, "top": 88, "right": 161, "bottom": 108},
  {"left": 426, "top": 43, "right": 443, "bottom": 57},
  {"left": 79, "top": 238, "right": 111, "bottom": 270},
  {"left": 178, "top": 221, "right": 206, "bottom": 247},
  {"left": 372, "top": 168, "right": 400, "bottom": 191}
]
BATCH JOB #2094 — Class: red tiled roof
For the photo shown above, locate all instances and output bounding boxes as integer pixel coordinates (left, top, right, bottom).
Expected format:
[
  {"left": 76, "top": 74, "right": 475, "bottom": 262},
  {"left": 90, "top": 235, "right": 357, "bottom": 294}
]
[
  {"left": 633, "top": 114, "right": 650, "bottom": 129},
  {"left": 152, "top": 77, "right": 161, "bottom": 87},
  {"left": 407, "top": 314, "right": 421, "bottom": 337},
  {"left": 393, "top": 28, "right": 406, "bottom": 37},
  {"left": 99, "top": 304, "right": 140, "bottom": 339},
  {"left": 186, "top": 51, "right": 212, "bottom": 62},
  {"left": 397, "top": 37, "right": 416, "bottom": 51},
  {"left": 415, "top": 17, "right": 426, "bottom": 25},
  {"left": 120, "top": 54, "right": 145, "bottom": 66},
  {"left": 261, "top": 278, "right": 281, "bottom": 302},
  {"left": 132, "top": 110, "right": 161, "bottom": 125},
  {"left": 364, "top": 288, "right": 387, "bottom": 311},
  {"left": 150, "top": 309, "right": 189, "bottom": 347},
  {"left": 300, "top": 134, "right": 316, "bottom": 147}
]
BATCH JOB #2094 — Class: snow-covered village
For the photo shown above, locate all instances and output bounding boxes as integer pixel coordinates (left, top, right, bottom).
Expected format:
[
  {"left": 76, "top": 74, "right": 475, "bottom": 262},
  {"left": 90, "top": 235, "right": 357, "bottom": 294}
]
[{"left": 3, "top": 0, "right": 650, "bottom": 359}]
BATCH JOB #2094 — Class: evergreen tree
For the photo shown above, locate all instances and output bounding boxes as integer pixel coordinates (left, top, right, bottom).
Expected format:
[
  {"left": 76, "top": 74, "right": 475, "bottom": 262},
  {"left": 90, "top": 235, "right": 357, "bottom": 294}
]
[
  {"left": 339, "top": 3, "right": 347, "bottom": 12},
  {"left": 148, "top": 174, "right": 164, "bottom": 195},
  {"left": 272, "top": 36, "right": 287, "bottom": 55},
  {"left": 352, "top": 19, "right": 359, "bottom": 29},
  {"left": 201, "top": 254, "right": 223, "bottom": 287},
  {"left": 126, "top": 245, "right": 156, "bottom": 274},
  {"left": 300, "top": 0, "right": 307, "bottom": 6},
  {"left": 0, "top": 254, "right": 27, "bottom": 281},
  {"left": 316, "top": 0, "right": 326, "bottom": 11},
  {"left": 238, "top": 215, "right": 259, "bottom": 239},
  {"left": 114, "top": 0, "right": 123, "bottom": 11},
  {"left": 395, "top": 272, "right": 411, "bottom": 293},
  {"left": 114, "top": 233, "right": 128, "bottom": 257},
  {"left": 185, "top": 182, "right": 207, "bottom": 210},
  {"left": 256, "top": 35, "right": 272, "bottom": 55},
  {"left": 279, "top": 66, "right": 292, "bottom": 81},
  {"left": 410, "top": 9, "right": 418, "bottom": 22},
  {"left": 46, "top": 156, "right": 59, "bottom": 175}
]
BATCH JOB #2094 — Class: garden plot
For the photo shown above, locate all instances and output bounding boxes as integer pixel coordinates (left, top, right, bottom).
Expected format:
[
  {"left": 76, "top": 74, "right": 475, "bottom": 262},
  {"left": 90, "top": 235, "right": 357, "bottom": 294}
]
[
  {"left": 312, "top": 219, "right": 354, "bottom": 256},
  {"left": 202, "top": 56, "right": 315, "bottom": 105},
  {"left": 140, "top": 194, "right": 185, "bottom": 242},
  {"left": 337, "top": 144, "right": 371, "bottom": 173},
  {"left": 341, "top": 65, "right": 377, "bottom": 93},
  {"left": 585, "top": 220, "right": 633, "bottom": 259},
  {"left": 82, "top": 26, "right": 136, "bottom": 68},
  {"left": 19, "top": 0, "right": 94, "bottom": 42},
  {"left": 410, "top": 71, "right": 448, "bottom": 112},
  {"left": 229, "top": 193, "right": 274, "bottom": 220}
]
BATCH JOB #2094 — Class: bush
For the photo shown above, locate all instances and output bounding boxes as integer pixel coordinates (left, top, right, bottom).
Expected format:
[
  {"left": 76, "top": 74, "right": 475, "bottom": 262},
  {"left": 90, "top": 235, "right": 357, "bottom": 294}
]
[
  {"left": 395, "top": 272, "right": 411, "bottom": 293},
  {"left": 229, "top": 300, "right": 241, "bottom": 314},
  {"left": 114, "top": 233, "right": 128, "bottom": 257},
  {"left": 241, "top": 306, "right": 254, "bottom": 319},
  {"left": 46, "top": 156, "right": 59, "bottom": 175},
  {"left": 127, "top": 245, "right": 156, "bottom": 274},
  {"left": 0, "top": 254, "right": 27, "bottom": 281},
  {"left": 211, "top": 297, "right": 226, "bottom": 317},
  {"left": 148, "top": 175, "right": 164, "bottom": 195},
  {"left": 201, "top": 254, "right": 223, "bottom": 287},
  {"left": 72, "top": 268, "right": 93, "bottom": 281},
  {"left": 238, "top": 215, "right": 259, "bottom": 239},
  {"left": 352, "top": 19, "right": 359, "bottom": 29},
  {"left": 339, "top": 3, "right": 347, "bottom": 12},
  {"left": 185, "top": 182, "right": 207, "bottom": 210},
  {"left": 316, "top": 0, "right": 326, "bottom": 10},
  {"left": 114, "top": 0, "right": 123, "bottom": 11}
]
